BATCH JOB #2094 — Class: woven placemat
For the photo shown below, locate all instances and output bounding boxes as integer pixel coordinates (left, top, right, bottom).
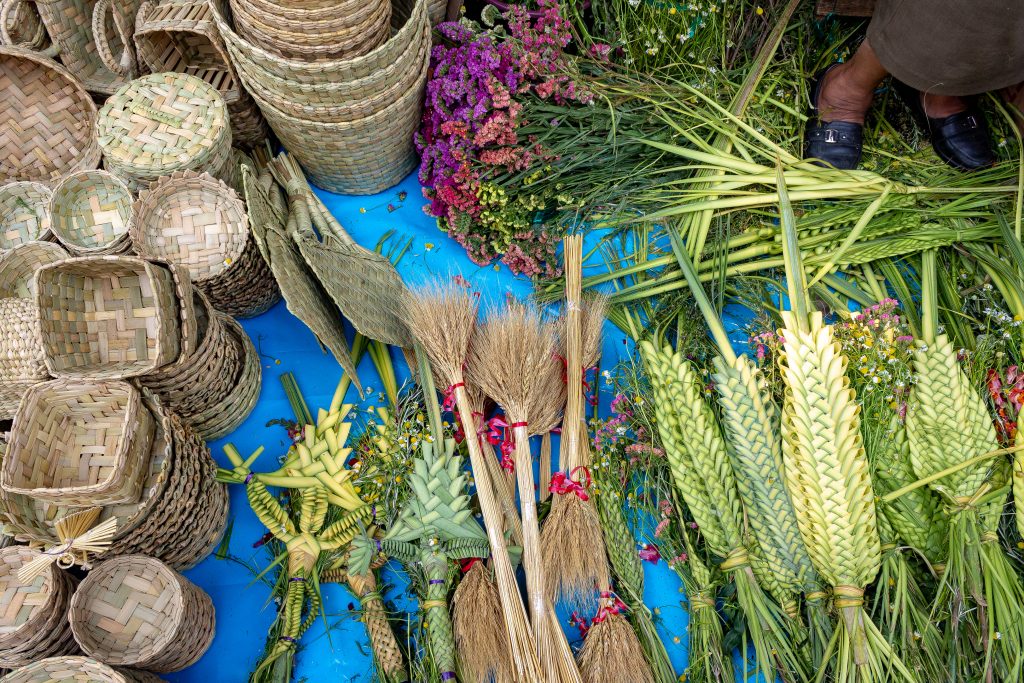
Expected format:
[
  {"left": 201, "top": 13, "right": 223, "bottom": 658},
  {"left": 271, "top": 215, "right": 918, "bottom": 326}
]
[{"left": 0, "top": 182, "right": 52, "bottom": 249}]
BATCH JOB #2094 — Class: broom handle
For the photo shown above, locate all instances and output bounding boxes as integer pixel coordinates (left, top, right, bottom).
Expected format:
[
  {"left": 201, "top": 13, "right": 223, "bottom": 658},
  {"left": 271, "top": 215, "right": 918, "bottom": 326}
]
[{"left": 512, "top": 424, "right": 545, "bottom": 624}]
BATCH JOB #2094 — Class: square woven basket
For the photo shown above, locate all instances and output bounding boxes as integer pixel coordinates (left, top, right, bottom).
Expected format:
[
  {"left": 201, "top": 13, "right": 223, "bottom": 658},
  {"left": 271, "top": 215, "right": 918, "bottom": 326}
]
[
  {"left": 1, "top": 379, "right": 155, "bottom": 506},
  {"left": 36, "top": 257, "right": 182, "bottom": 380}
]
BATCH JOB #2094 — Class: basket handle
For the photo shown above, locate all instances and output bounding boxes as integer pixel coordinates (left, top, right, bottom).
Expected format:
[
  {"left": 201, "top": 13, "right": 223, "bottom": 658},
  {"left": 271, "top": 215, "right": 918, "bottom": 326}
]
[
  {"left": 0, "top": 0, "right": 58, "bottom": 57},
  {"left": 91, "top": 0, "right": 136, "bottom": 77}
]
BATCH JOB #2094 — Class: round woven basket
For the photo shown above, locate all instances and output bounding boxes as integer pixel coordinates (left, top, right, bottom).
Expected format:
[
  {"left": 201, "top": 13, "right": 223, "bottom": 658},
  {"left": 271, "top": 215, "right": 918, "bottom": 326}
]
[
  {"left": 0, "top": 297, "right": 47, "bottom": 382},
  {"left": 0, "top": 0, "right": 50, "bottom": 51},
  {"left": 186, "top": 312, "right": 261, "bottom": 440},
  {"left": 2, "top": 379, "right": 155, "bottom": 507},
  {"left": 36, "top": 256, "right": 183, "bottom": 380},
  {"left": 0, "top": 182, "right": 52, "bottom": 250},
  {"left": 0, "top": 548, "right": 78, "bottom": 669},
  {"left": 131, "top": 172, "right": 279, "bottom": 318},
  {"left": 69, "top": 555, "right": 215, "bottom": 672},
  {"left": 0, "top": 241, "right": 68, "bottom": 299},
  {"left": 96, "top": 73, "right": 233, "bottom": 192},
  {"left": 0, "top": 657, "right": 165, "bottom": 683},
  {"left": 49, "top": 171, "right": 133, "bottom": 256},
  {"left": 0, "top": 46, "right": 100, "bottom": 184}
]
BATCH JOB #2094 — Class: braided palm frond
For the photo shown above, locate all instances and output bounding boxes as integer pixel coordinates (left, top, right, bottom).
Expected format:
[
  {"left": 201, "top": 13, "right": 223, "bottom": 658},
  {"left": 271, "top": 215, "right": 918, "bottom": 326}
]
[
  {"left": 320, "top": 505, "right": 374, "bottom": 545},
  {"left": 299, "top": 488, "right": 329, "bottom": 534},
  {"left": 592, "top": 467, "right": 644, "bottom": 598},
  {"left": 248, "top": 480, "right": 297, "bottom": 538},
  {"left": 444, "top": 538, "right": 492, "bottom": 560}
]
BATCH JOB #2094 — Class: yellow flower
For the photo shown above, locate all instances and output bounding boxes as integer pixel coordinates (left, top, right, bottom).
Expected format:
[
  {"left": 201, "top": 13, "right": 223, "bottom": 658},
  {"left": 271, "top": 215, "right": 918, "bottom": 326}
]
[
  {"left": 669, "top": 6, "right": 677, "bottom": 13},
  {"left": 424, "top": 242, "right": 435, "bottom": 251},
  {"left": 755, "top": 6, "right": 764, "bottom": 14},
  {"left": 359, "top": 207, "right": 366, "bottom": 214}
]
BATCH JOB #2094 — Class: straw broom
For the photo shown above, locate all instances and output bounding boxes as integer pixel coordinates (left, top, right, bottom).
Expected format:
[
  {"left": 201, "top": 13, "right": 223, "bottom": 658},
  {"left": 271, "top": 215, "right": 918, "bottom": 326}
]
[
  {"left": 774, "top": 167, "right": 914, "bottom": 683},
  {"left": 403, "top": 285, "right": 544, "bottom": 683},
  {"left": 468, "top": 302, "right": 583, "bottom": 683},
  {"left": 454, "top": 560, "right": 514, "bottom": 683}
]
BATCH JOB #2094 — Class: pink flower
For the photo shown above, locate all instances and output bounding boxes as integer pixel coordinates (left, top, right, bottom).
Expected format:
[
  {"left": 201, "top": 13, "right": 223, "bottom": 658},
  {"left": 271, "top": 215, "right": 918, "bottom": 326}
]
[
  {"left": 638, "top": 544, "right": 661, "bottom": 563},
  {"left": 654, "top": 518, "right": 670, "bottom": 538}
]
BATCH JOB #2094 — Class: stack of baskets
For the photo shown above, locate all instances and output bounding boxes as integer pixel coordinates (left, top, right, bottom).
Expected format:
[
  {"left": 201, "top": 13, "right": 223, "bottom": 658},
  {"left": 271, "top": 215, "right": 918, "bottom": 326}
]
[
  {"left": 0, "top": 656, "right": 164, "bottom": 683},
  {"left": 210, "top": 0, "right": 430, "bottom": 194},
  {"left": 0, "top": 547, "right": 78, "bottom": 668}
]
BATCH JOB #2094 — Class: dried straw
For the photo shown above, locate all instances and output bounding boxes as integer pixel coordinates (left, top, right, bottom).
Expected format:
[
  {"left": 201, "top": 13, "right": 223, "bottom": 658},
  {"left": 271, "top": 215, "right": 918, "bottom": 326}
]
[
  {"left": 452, "top": 561, "right": 512, "bottom": 683},
  {"left": 577, "top": 611, "right": 653, "bottom": 683}
]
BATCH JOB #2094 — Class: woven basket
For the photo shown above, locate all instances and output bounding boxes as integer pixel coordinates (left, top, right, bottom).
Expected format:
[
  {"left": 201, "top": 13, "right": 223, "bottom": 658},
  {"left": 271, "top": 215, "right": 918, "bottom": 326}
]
[
  {"left": 69, "top": 556, "right": 215, "bottom": 672},
  {"left": 0, "top": 657, "right": 165, "bottom": 683},
  {"left": 0, "top": 46, "right": 100, "bottom": 185},
  {"left": 49, "top": 171, "right": 133, "bottom": 256},
  {"left": 0, "top": 297, "right": 46, "bottom": 381},
  {"left": 36, "top": 257, "right": 183, "bottom": 380},
  {"left": 427, "top": 0, "right": 448, "bottom": 23},
  {"left": 0, "top": 0, "right": 50, "bottom": 51},
  {"left": 131, "top": 172, "right": 279, "bottom": 318},
  {"left": 186, "top": 312, "right": 260, "bottom": 439},
  {"left": 0, "top": 182, "right": 52, "bottom": 250},
  {"left": 96, "top": 73, "right": 233, "bottom": 193},
  {"left": 0, "top": 241, "right": 67, "bottom": 299},
  {"left": 2, "top": 379, "right": 155, "bottom": 506},
  {"left": 0, "top": 548, "right": 78, "bottom": 669},
  {"left": 133, "top": 0, "right": 268, "bottom": 146}
]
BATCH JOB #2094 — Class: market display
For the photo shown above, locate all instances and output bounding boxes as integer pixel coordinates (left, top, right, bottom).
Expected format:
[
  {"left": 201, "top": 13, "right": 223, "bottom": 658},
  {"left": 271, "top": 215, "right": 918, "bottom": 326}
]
[{"left": 0, "top": 1, "right": 1022, "bottom": 682}]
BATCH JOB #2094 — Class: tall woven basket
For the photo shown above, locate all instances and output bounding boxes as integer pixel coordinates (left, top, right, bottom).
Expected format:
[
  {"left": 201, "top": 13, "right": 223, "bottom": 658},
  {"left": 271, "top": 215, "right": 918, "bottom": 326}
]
[
  {"left": 0, "top": 0, "right": 49, "bottom": 51},
  {"left": 96, "top": 73, "right": 234, "bottom": 192},
  {"left": 0, "top": 547, "right": 79, "bottom": 669},
  {"left": 0, "top": 182, "right": 52, "bottom": 250},
  {"left": 69, "top": 555, "right": 215, "bottom": 672},
  {"left": 131, "top": 171, "right": 279, "bottom": 318},
  {"left": 49, "top": 171, "right": 134, "bottom": 256},
  {"left": 0, "top": 46, "right": 100, "bottom": 185},
  {"left": 0, "top": 657, "right": 165, "bottom": 683}
]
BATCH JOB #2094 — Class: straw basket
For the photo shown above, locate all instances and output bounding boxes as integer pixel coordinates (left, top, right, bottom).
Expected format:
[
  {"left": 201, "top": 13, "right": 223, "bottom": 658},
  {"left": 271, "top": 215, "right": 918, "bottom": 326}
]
[
  {"left": 0, "top": 657, "right": 165, "bottom": 683},
  {"left": 0, "top": 297, "right": 46, "bottom": 381},
  {"left": 97, "top": 73, "right": 234, "bottom": 193},
  {"left": 0, "top": 241, "right": 68, "bottom": 299},
  {"left": 36, "top": 257, "right": 182, "bottom": 380},
  {"left": 49, "top": 171, "right": 133, "bottom": 256},
  {"left": 185, "top": 312, "right": 260, "bottom": 440},
  {"left": 0, "top": 46, "right": 100, "bottom": 185},
  {"left": 0, "top": 548, "right": 78, "bottom": 669},
  {"left": 0, "top": 0, "right": 49, "bottom": 51},
  {"left": 0, "top": 182, "right": 52, "bottom": 250},
  {"left": 132, "top": 0, "right": 268, "bottom": 146},
  {"left": 131, "top": 172, "right": 279, "bottom": 318},
  {"left": 1, "top": 379, "right": 155, "bottom": 506},
  {"left": 69, "top": 556, "right": 215, "bottom": 672}
]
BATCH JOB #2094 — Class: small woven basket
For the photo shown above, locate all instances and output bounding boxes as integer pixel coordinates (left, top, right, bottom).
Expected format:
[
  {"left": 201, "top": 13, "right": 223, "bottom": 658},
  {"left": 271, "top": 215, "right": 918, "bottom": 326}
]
[
  {"left": 187, "top": 312, "right": 260, "bottom": 440},
  {"left": 36, "top": 257, "right": 183, "bottom": 379},
  {"left": 96, "top": 73, "right": 233, "bottom": 192},
  {"left": 0, "top": 0, "right": 50, "bottom": 51},
  {"left": 131, "top": 172, "right": 279, "bottom": 318},
  {"left": 0, "top": 182, "right": 52, "bottom": 250},
  {"left": 0, "top": 241, "right": 68, "bottom": 299},
  {"left": 0, "top": 548, "right": 79, "bottom": 669},
  {"left": 49, "top": 171, "right": 133, "bottom": 256},
  {"left": 0, "top": 46, "right": 100, "bottom": 184},
  {"left": 69, "top": 555, "right": 215, "bottom": 672},
  {"left": 0, "top": 657, "right": 165, "bottom": 683},
  {"left": 0, "top": 297, "right": 47, "bottom": 382},
  {"left": 1, "top": 379, "right": 155, "bottom": 506}
]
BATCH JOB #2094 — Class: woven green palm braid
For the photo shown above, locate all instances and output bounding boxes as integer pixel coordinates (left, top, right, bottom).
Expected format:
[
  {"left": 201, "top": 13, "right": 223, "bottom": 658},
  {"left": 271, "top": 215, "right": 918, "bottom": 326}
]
[
  {"left": 1016, "top": 429, "right": 1024, "bottom": 539},
  {"left": 420, "top": 551, "right": 457, "bottom": 678},
  {"left": 779, "top": 311, "right": 880, "bottom": 589},
  {"left": 593, "top": 466, "right": 644, "bottom": 597}
]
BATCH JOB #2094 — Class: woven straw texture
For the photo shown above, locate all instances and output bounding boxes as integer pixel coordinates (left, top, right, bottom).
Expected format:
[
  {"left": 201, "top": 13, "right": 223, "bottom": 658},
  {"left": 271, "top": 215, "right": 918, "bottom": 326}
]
[
  {"left": 0, "top": 380, "right": 37, "bottom": 420},
  {"left": 0, "top": 46, "right": 101, "bottom": 185},
  {"left": 427, "top": 0, "right": 447, "bottom": 23},
  {"left": 131, "top": 172, "right": 279, "bottom": 318},
  {"left": 186, "top": 312, "right": 260, "bottom": 440},
  {"left": 37, "top": 257, "right": 182, "bottom": 380},
  {"left": 0, "top": 182, "right": 52, "bottom": 249},
  {"left": 97, "top": 73, "right": 232, "bottom": 192},
  {"left": 49, "top": 171, "right": 133, "bottom": 256},
  {"left": 133, "top": 0, "right": 268, "bottom": 146},
  {"left": 69, "top": 555, "right": 215, "bottom": 672},
  {"left": 0, "top": 0, "right": 50, "bottom": 51},
  {"left": 0, "top": 297, "right": 46, "bottom": 381},
  {"left": 2, "top": 379, "right": 155, "bottom": 506},
  {"left": 0, "top": 241, "right": 68, "bottom": 299},
  {"left": 0, "top": 548, "right": 78, "bottom": 668},
  {"left": 0, "top": 657, "right": 164, "bottom": 683}
]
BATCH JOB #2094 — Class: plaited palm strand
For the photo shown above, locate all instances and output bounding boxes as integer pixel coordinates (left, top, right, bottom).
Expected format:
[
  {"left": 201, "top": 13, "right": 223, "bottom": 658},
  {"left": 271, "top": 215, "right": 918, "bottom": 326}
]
[
  {"left": 905, "top": 249, "right": 1024, "bottom": 682},
  {"left": 542, "top": 235, "right": 610, "bottom": 612},
  {"left": 774, "top": 168, "right": 913, "bottom": 683},
  {"left": 1016, "top": 427, "right": 1024, "bottom": 541},
  {"left": 403, "top": 284, "right": 543, "bottom": 682},
  {"left": 468, "top": 303, "right": 583, "bottom": 683},
  {"left": 640, "top": 339, "right": 805, "bottom": 683}
]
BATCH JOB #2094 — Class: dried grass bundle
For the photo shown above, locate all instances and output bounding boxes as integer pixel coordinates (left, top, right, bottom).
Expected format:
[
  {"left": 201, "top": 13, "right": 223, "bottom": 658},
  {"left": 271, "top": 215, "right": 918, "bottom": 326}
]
[
  {"left": 453, "top": 561, "right": 513, "bottom": 683},
  {"left": 577, "top": 610, "right": 654, "bottom": 683}
]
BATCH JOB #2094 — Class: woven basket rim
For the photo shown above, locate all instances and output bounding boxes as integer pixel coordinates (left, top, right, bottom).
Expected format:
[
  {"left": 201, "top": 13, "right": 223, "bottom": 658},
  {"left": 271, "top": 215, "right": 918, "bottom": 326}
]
[
  {"left": 0, "top": 181, "right": 52, "bottom": 249},
  {"left": 0, "top": 242, "right": 70, "bottom": 299},
  {"left": 0, "top": 656, "right": 134, "bottom": 683},
  {"left": 49, "top": 170, "right": 134, "bottom": 253},
  {"left": 229, "top": 0, "right": 390, "bottom": 57},
  {"left": 232, "top": 0, "right": 388, "bottom": 30}
]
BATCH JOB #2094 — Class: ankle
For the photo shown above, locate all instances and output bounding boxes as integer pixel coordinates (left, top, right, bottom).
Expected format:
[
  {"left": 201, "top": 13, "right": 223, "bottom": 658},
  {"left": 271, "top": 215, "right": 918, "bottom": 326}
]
[
  {"left": 817, "top": 64, "right": 874, "bottom": 124},
  {"left": 921, "top": 93, "right": 967, "bottom": 119}
]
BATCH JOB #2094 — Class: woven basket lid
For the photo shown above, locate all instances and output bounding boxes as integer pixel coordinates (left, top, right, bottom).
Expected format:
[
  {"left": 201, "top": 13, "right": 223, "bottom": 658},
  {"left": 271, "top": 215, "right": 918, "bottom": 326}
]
[
  {"left": 0, "top": 656, "right": 145, "bottom": 683},
  {"left": 96, "top": 73, "right": 228, "bottom": 175},
  {"left": 0, "top": 547, "right": 57, "bottom": 646}
]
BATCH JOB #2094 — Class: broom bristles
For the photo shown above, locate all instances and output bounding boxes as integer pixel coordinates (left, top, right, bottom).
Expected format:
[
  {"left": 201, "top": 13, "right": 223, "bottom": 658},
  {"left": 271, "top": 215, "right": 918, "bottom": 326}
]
[
  {"left": 580, "top": 294, "right": 608, "bottom": 372},
  {"left": 403, "top": 284, "right": 478, "bottom": 390},
  {"left": 540, "top": 493, "right": 609, "bottom": 610},
  {"left": 578, "top": 612, "right": 655, "bottom": 683},
  {"left": 453, "top": 562, "right": 513, "bottom": 683}
]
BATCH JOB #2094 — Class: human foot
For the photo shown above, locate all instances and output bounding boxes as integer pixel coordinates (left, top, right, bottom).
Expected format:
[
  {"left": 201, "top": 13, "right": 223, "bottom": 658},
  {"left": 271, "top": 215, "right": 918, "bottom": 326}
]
[{"left": 815, "top": 62, "right": 876, "bottom": 124}]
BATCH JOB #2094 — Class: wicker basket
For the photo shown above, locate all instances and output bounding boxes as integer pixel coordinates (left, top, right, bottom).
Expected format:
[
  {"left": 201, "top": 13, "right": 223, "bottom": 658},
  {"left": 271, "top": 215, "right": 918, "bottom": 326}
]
[
  {"left": 69, "top": 556, "right": 215, "bottom": 672},
  {"left": 49, "top": 171, "right": 133, "bottom": 256},
  {"left": 36, "top": 257, "right": 183, "bottom": 380},
  {"left": 0, "top": 380, "right": 37, "bottom": 420},
  {"left": 0, "top": 182, "right": 52, "bottom": 250},
  {"left": 0, "top": 241, "right": 68, "bottom": 299},
  {"left": 187, "top": 312, "right": 260, "bottom": 439},
  {"left": 96, "top": 73, "right": 233, "bottom": 193},
  {"left": 0, "top": 46, "right": 101, "bottom": 185},
  {"left": 0, "top": 548, "right": 79, "bottom": 669},
  {"left": 0, "top": 657, "right": 165, "bottom": 683},
  {"left": 0, "top": 297, "right": 46, "bottom": 381},
  {"left": 0, "top": 0, "right": 50, "bottom": 51},
  {"left": 133, "top": 0, "right": 268, "bottom": 146},
  {"left": 131, "top": 172, "right": 279, "bottom": 318},
  {"left": 1, "top": 379, "right": 155, "bottom": 506}
]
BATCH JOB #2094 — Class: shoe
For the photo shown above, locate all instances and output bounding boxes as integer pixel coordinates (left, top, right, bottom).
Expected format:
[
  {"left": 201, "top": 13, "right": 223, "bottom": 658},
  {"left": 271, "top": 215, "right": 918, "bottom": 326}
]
[
  {"left": 893, "top": 80, "right": 996, "bottom": 170},
  {"left": 804, "top": 65, "right": 865, "bottom": 170}
]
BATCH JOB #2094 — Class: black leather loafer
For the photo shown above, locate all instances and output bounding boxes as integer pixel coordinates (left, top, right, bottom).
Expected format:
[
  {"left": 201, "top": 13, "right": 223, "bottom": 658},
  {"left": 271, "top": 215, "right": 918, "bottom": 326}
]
[
  {"left": 804, "top": 65, "right": 865, "bottom": 170},
  {"left": 893, "top": 80, "right": 996, "bottom": 170}
]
